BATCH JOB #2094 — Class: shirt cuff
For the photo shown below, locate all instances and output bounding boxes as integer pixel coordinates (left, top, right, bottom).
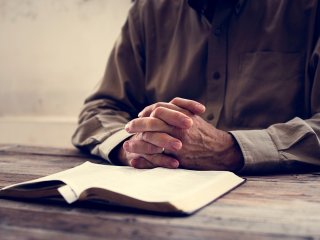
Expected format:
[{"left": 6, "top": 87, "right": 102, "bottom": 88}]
[
  {"left": 98, "top": 129, "right": 134, "bottom": 164},
  {"left": 230, "top": 129, "right": 280, "bottom": 173}
]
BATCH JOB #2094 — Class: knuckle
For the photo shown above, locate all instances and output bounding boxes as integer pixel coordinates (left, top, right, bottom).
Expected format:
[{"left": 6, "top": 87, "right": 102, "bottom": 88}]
[
  {"left": 130, "top": 119, "right": 137, "bottom": 129},
  {"left": 153, "top": 107, "right": 163, "bottom": 116},
  {"left": 145, "top": 119, "right": 153, "bottom": 129},
  {"left": 140, "top": 107, "right": 148, "bottom": 115},
  {"left": 154, "top": 102, "right": 162, "bottom": 109},
  {"left": 146, "top": 154, "right": 156, "bottom": 162},
  {"left": 130, "top": 141, "right": 139, "bottom": 152},
  {"left": 125, "top": 141, "right": 133, "bottom": 152},
  {"left": 170, "top": 97, "right": 180, "bottom": 104},
  {"left": 141, "top": 132, "right": 150, "bottom": 141},
  {"left": 159, "top": 155, "right": 172, "bottom": 167},
  {"left": 148, "top": 103, "right": 158, "bottom": 115},
  {"left": 140, "top": 132, "right": 146, "bottom": 141},
  {"left": 191, "top": 100, "right": 198, "bottom": 106},
  {"left": 173, "top": 111, "right": 183, "bottom": 119},
  {"left": 136, "top": 132, "right": 143, "bottom": 140},
  {"left": 146, "top": 144, "right": 154, "bottom": 153},
  {"left": 182, "top": 109, "right": 191, "bottom": 116},
  {"left": 134, "top": 119, "right": 146, "bottom": 130},
  {"left": 130, "top": 140, "right": 137, "bottom": 149}
]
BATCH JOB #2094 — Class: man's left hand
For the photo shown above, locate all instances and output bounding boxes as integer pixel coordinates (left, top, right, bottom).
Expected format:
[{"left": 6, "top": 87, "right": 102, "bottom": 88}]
[{"left": 125, "top": 99, "right": 244, "bottom": 171}]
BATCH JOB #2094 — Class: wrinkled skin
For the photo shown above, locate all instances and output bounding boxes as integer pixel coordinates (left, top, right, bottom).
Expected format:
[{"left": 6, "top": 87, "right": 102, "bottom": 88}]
[{"left": 117, "top": 98, "right": 244, "bottom": 172}]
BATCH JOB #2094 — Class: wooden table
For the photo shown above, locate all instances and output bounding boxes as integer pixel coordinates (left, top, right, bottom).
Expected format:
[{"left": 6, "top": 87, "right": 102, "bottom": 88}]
[{"left": 0, "top": 144, "right": 320, "bottom": 240}]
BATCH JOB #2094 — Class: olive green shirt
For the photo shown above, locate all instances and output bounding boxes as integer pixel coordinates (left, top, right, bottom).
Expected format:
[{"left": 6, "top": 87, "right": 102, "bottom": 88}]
[{"left": 72, "top": 0, "right": 320, "bottom": 173}]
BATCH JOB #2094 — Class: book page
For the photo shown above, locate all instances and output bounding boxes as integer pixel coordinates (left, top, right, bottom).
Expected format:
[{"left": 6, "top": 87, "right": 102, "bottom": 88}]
[{"left": 33, "top": 162, "right": 242, "bottom": 203}]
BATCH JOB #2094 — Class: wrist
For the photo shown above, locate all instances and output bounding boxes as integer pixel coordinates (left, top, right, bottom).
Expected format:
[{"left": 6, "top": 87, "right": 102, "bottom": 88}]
[
  {"left": 109, "top": 141, "right": 129, "bottom": 166},
  {"left": 214, "top": 132, "right": 244, "bottom": 172},
  {"left": 225, "top": 133, "right": 244, "bottom": 172},
  {"left": 118, "top": 145, "right": 129, "bottom": 166}
]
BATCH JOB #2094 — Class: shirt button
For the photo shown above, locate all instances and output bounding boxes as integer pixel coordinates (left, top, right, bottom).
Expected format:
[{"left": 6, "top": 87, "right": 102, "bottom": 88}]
[
  {"left": 207, "top": 113, "right": 215, "bottom": 121},
  {"left": 235, "top": 3, "right": 241, "bottom": 13},
  {"left": 212, "top": 72, "right": 221, "bottom": 80},
  {"left": 214, "top": 27, "right": 222, "bottom": 36}
]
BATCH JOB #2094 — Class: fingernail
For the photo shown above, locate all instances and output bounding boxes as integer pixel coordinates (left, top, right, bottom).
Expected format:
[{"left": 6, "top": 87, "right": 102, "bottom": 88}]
[
  {"left": 170, "top": 141, "right": 182, "bottom": 150},
  {"left": 171, "top": 160, "right": 179, "bottom": 168},
  {"left": 197, "top": 104, "right": 206, "bottom": 112},
  {"left": 138, "top": 112, "right": 142, "bottom": 117},
  {"left": 182, "top": 118, "right": 192, "bottom": 128},
  {"left": 123, "top": 141, "right": 129, "bottom": 150},
  {"left": 125, "top": 123, "right": 130, "bottom": 132},
  {"left": 129, "top": 159, "right": 135, "bottom": 167}
]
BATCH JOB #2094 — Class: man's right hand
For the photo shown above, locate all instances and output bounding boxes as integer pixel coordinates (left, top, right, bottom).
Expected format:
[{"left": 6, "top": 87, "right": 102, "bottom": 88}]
[
  {"left": 117, "top": 133, "right": 181, "bottom": 168},
  {"left": 117, "top": 98, "right": 206, "bottom": 168}
]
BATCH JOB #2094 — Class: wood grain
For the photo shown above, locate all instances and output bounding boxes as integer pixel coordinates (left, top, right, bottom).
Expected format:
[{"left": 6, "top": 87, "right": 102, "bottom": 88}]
[{"left": 0, "top": 145, "right": 320, "bottom": 240}]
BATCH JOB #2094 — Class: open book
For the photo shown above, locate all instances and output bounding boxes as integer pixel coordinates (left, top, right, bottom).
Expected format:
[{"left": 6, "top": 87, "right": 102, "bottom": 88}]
[{"left": 0, "top": 162, "right": 245, "bottom": 214}]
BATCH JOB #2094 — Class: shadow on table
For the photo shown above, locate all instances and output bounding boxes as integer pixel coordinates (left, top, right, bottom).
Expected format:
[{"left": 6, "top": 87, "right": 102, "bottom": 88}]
[
  {"left": 1, "top": 196, "right": 191, "bottom": 218},
  {"left": 241, "top": 161, "right": 320, "bottom": 177}
]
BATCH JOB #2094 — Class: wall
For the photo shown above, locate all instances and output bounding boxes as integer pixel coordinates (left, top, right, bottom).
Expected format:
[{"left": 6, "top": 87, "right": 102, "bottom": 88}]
[{"left": 0, "top": 0, "right": 131, "bottom": 147}]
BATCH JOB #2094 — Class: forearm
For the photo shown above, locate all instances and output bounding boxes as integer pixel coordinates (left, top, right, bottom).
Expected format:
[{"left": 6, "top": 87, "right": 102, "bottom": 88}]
[
  {"left": 72, "top": 2, "right": 148, "bottom": 162},
  {"left": 109, "top": 139, "right": 130, "bottom": 166},
  {"left": 72, "top": 98, "right": 134, "bottom": 163},
  {"left": 231, "top": 114, "right": 320, "bottom": 173}
]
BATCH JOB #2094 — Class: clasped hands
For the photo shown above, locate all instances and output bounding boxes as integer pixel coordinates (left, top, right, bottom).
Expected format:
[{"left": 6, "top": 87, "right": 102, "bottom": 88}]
[{"left": 117, "top": 98, "right": 244, "bottom": 171}]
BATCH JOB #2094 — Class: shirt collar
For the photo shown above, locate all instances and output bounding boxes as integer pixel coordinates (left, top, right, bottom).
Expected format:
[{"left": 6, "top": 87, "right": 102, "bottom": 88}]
[
  {"left": 234, "top": 0, "right": 246, "bottom": 15},
  {"left": 187, "top": 0, "right": 246, "bottom": 15},
  {"left": 187, "top": 0, "right": 207, "bottom": 14}
]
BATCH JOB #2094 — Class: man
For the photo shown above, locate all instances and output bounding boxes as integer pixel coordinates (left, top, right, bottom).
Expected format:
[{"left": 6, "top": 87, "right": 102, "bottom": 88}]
[{"left": 72, "top": 0, "right": 320, "bottom": 173}]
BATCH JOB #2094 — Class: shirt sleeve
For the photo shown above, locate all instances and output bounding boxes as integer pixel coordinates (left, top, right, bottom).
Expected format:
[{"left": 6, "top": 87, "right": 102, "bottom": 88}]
[
  {"left": 231, "top": 33, "right": 320, "bottom": 173},
  {"left": 72, "top": 2, "right": 145, "bottom": 163}
]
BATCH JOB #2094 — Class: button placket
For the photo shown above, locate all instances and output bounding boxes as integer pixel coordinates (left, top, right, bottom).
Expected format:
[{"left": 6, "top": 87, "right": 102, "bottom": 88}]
[
  {"left": 212, "top": 72, "right": 221, "bottom": 80},
  {"left": 214, "top": 26, "right": 222, "bottom": 36},
  {"left": 206, "top": 113, "right": 215, "bottom": 121},
  {"left": 205, "top": 4, "right": 232, "bottom": 127}
]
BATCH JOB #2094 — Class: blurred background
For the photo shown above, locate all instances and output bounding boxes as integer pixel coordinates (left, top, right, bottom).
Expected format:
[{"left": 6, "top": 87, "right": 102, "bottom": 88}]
[{"left": 0, "top": 0, "right": 131, "bottom": 147}]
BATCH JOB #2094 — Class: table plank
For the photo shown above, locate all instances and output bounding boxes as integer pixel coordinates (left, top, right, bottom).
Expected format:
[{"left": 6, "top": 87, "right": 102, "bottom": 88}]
[
  {"left": 0, "top": 200, "right": 310, "bottom": 240},
  {"left": 1, "top": 145, "right": 320, "bottom": 240},
  {"left": 0, "top": 225, "right": 102, "bottom": 240},
  {"left": 0, "top": 144, "right": 89, "bottom": 158}
]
